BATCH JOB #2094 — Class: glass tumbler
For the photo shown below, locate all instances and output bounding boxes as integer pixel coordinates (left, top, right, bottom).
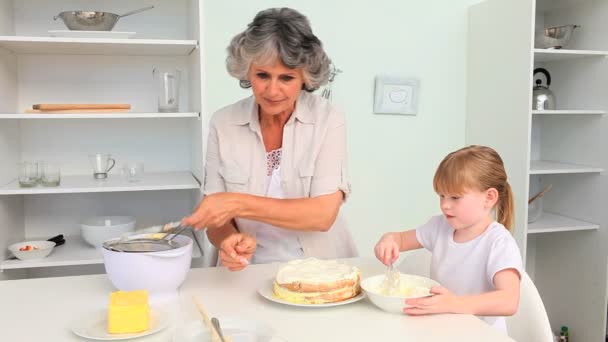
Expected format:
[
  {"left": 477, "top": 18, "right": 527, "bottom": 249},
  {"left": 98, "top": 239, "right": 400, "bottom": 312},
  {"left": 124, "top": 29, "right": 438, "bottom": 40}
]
[
  {"left": 40, "top": 162, "right": 61, "bottom": 187},
  {"left": 153, "top": 67, "right": 181, "bottom": 112},
  {"left": 18, "top": 162, "right": 39, "bottom": 187},
  {"left": 122, "top": 162, "right": 144, "bottom": 182}
]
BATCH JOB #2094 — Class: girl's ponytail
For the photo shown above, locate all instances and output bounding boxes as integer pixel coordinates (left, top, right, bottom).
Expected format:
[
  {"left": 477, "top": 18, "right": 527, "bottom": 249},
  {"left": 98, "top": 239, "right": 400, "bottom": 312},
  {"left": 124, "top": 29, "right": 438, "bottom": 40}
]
[{"left": 497, "top": 181, "right": 514, "bottom": 230}]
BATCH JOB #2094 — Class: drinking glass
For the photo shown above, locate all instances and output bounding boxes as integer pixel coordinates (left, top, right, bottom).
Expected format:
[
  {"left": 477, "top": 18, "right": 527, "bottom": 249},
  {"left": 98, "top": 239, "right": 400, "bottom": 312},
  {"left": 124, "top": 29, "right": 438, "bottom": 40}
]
[
  {"left": 153, "top": 67, "right": 181, "bottom": 112},
  {"left": 122, "top": 162, "right": 144, "bottom": 182},
  {"left": 40, "top": 162, "right": 61, "bottom": 187},
  {"left": 18, "top": 162, "right": 39, "bottom": 187}
]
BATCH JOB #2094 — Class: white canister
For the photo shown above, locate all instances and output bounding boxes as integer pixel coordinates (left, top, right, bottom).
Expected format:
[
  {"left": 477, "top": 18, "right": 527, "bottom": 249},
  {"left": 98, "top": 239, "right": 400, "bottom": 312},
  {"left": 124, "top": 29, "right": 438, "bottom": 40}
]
[{"left": 101, "top": 234, "right": 193, "bottom": 299}]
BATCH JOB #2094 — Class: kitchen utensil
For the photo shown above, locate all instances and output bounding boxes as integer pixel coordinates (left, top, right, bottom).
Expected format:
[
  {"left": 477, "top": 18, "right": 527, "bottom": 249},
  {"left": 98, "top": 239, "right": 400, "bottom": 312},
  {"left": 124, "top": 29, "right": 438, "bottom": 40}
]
[
  {"left": 8, "top": 240, "right": 56, "bottom": 261},
  {"left": 361, "top": 274, "right": 439, "bottom": 314},
  {"left": 89, "top": 153, "right": 116, "bottom": 179},
  {"left": 54, "top": 6, "right": 154, "bottom": 31},
  {"left": 536, "top": 24, "right": 580, "bottom": 49},
  {"left": 101, "top": 235, "right": 192, "bottom": 294},
  {"left": 80, "top": 216, "right": 136, "bottom": 247},
  {"left": 33, "top": 103, "right": 130, "bottom": 111},
  {"left": 40, "top": 162, "right": 61, "bottom": 187},
  {"left": 175, "top": 317, "right": 278, "bottom": 342},
  {"left": 153, "top": 68, "right": 181, "bottom": 112},
  {"left": 122, "top": 162, "right": 144, "bottom": 182},
  {"left": 5, "top": 235, "right": 64, "bottom": 260},
  {"left": 381, "top": 262, "right": 401, "bottom": 296},
  {"left": 211, "top": 318, "right": 227, "bottom": 342},
  {"left": 18, "top": 161, "right": 39, "bottom": 187},
  {"left": 192, "top": 296, "right": 224, "bottom": 342},
  {"left": 528, "top": 184, "right": 553, "bottom": 204},
  {"left": 532, "top": 68, "right": 556, "bottom": 110}
]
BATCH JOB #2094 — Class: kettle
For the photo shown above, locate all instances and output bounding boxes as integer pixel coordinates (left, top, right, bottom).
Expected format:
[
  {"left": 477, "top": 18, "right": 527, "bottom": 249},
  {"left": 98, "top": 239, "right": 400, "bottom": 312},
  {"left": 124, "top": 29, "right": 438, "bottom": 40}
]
[{"left": 532, "top": 68, "right": 556, "bottom": 110}]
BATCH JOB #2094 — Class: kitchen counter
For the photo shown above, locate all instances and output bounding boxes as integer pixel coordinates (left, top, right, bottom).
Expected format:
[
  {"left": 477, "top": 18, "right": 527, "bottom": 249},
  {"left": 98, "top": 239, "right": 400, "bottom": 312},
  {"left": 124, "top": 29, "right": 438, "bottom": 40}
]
[{"left": 0, "top": 252, "right": 514, "bottom": 341}]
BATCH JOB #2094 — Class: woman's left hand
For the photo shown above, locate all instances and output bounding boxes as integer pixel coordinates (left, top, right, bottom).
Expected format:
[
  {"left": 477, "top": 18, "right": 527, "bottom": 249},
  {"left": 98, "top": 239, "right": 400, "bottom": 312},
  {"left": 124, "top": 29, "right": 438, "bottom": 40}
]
[
  {"left": 183, "top": 193, "right": 241, "bottom": 230},
  {"left": 403, "top": 286, "right": 458, "bottom": 315}
]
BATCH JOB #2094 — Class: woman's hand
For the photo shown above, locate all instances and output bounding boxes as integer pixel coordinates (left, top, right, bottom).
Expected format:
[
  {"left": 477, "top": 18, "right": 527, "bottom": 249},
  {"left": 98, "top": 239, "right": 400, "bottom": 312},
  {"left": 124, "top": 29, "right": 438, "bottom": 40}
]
[
  {"left": 403, "top": 286, "right": 459, "bottom": 315},
  {"left": 219, "top": 233, "right": 256, "bottom": 271},
  {"left": 183, "top": 193, "right": 241, "bottom": 230},
  {"left": 374, "top": 232, "right": 401, "bottom": 266}
]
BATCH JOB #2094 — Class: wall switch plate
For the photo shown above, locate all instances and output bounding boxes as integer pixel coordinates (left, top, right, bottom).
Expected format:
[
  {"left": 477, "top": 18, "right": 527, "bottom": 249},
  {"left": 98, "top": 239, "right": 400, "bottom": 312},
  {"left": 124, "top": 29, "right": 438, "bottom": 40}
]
[{"left": 373, "top": 76, "right": 420, "bottom": 115}]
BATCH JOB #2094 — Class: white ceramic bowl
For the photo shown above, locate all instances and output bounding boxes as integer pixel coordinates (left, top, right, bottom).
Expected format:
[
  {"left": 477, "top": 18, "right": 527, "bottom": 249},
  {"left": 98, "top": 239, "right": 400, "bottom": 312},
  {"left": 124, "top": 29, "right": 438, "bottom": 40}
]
[
  {"left": 8, "top": 240, "right": 56, "bottom": 260},
  {"left": 101, "top": 234, "right": 192, "bottom": 295},
  {"left": 80, "top": 216, "right": 136, "bottom": 247},
  {"left": 361, "top": 274, "right": 440, "bottom": 314}
]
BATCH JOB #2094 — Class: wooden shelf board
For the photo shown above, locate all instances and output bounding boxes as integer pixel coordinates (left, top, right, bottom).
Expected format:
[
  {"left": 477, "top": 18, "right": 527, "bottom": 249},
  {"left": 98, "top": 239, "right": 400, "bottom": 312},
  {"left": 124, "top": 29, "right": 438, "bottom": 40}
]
[
  {"left": 528, "top": 212, "right": 599, "bottom": 234},
  {"left": 0, "top": 171, "right": 200, "bottom": 195}
]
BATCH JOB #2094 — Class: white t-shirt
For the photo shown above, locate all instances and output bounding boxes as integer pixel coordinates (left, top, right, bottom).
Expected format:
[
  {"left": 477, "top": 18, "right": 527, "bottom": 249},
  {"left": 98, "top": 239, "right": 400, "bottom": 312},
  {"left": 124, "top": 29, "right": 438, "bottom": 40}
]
[
  {"left": 415, "top": 215, "right": 523, "bottom": 334},
  {"left": 251, "top": 149, "right": 304, "bottom": 264}
]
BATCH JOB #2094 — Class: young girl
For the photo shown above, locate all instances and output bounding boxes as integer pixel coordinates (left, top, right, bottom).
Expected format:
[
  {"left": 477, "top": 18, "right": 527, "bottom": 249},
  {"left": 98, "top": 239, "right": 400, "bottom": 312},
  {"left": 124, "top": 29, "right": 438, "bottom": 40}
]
[{"left": 375, "top": 145, "right": 522, "bottom": 334}]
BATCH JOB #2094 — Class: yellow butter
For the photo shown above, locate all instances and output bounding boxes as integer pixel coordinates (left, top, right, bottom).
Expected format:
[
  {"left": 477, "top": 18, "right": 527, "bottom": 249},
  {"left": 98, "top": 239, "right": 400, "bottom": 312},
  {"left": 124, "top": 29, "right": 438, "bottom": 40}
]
[{"left": 107, "top": 290, "right": 150, "bottom": 334}]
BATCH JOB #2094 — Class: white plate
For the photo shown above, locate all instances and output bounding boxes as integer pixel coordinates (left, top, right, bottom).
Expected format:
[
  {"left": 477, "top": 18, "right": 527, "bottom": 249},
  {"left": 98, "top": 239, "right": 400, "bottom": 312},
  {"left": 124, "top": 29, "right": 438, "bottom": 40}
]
[
  {"left": 257, "top": 280, "right": 366, "bottom": 308},
  {"left": 70, "top": 308, "right": 167, "bottom": 340},
  {"left": 48, "top": 30, "right": 136, "bottom": 39},
  {"left": 173, "top": 317, "right": 278, "bottom": 342}
]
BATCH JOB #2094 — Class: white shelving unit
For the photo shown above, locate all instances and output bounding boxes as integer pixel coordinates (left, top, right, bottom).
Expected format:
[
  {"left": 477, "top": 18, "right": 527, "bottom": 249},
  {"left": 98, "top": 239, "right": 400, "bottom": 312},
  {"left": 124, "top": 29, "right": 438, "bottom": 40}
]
[
  {"left": 467, "top": 0, "right": 608, "bottom": 340},
  {"left": 528, "top": 212, "right": 599, "bottom": 234},
  {"left": 0, "top": 233, "right": 203, "bottom": 270},
  {"left": 0, "top": 112, "right": 200, "bottom": 119},
  {"left": 0, "top": 172, "right": 199, "bottom": 195},
  {"left": 0, "top": 0, "right": 212, "bottom": 279},
  {"left": 0, "top": 36, "right": 198, "bottom": 55},
  {"left": 529, "top": 160, "right": 603, "bottom": 174}
]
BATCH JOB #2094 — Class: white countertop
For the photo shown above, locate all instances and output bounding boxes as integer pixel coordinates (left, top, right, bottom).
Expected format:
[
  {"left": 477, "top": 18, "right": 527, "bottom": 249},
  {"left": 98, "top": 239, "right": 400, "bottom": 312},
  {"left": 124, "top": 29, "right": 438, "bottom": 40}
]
[{"left": 0, "top": 252, "right": 514, "bottom": 341}]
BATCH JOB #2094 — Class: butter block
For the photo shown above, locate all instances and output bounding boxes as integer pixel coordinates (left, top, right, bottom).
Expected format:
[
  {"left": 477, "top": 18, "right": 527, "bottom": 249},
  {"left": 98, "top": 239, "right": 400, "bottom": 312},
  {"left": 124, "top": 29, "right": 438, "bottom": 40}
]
[{"left": 107, "top": 290, "right": 150, "bottom": 334}]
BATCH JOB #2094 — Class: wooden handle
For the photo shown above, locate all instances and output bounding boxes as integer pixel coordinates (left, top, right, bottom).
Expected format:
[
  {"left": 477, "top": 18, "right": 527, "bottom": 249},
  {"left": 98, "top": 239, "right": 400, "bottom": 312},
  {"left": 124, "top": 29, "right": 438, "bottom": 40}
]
[
  {"left": 192, "top": 296, "right": 223, "bottom": 342},
  {"left": 528, "top": 184, "right": 553, "bottom": 204},
  {"left": 32, "top": 104, "right": 131, "bottom": 110}
]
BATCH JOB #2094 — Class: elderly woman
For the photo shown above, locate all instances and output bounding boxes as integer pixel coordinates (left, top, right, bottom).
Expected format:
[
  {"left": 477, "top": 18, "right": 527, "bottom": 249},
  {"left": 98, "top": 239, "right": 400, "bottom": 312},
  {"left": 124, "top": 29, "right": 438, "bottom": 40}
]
[{"left": 183, "top": 7, "right": 356, "bottom": 270}]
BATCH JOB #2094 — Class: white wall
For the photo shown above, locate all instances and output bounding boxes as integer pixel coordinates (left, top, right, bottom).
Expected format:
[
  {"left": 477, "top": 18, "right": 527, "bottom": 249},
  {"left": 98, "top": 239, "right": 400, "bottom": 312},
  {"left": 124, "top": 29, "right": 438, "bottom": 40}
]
[{"left": 203, "top": 0, "right": 482, "bottom": 256}]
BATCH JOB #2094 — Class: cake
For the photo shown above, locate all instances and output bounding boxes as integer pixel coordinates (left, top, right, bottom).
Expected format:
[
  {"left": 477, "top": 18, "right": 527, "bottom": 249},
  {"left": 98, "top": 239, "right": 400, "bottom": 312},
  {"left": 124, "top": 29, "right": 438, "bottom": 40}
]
[
  {"left": 272, "top": 258, "right": 361, "bottom": 304},
  {"left": 107, "top": 290, "right": 150, "bottom": 334}
]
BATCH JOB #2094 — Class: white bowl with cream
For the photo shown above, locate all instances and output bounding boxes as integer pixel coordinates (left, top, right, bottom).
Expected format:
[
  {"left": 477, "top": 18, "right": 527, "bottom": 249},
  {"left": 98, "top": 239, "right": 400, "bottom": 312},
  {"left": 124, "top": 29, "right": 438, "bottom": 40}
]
[{"left": 361, "top": 273, "right": 440, "bottom": 314}]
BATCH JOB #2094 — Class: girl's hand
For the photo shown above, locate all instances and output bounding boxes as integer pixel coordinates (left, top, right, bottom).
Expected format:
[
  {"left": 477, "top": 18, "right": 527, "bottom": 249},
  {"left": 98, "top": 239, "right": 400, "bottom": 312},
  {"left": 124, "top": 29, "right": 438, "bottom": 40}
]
[
  {"left": 374, "top": 232, "right": 401, "bottom": 266},
  {"left": 218, "top": 233, "right": 256, "bottom": 271},
  {"left": 183, "top": 193, "right": 241, "bottom": 230},
  {"left": 403, "top": 286, "right": 459, "bottom": 315}
]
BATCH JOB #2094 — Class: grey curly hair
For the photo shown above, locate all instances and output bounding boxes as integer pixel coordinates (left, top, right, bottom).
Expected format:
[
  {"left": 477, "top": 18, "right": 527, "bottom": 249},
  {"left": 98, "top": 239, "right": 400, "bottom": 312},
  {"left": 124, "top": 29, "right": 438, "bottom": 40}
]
[{"left": 226, "top": 8, "right": 331, "bottom": 92}]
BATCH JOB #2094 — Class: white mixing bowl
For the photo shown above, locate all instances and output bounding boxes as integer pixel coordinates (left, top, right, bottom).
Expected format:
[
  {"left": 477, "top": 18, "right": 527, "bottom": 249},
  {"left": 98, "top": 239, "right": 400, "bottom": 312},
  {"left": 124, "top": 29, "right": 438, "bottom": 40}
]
[
  {"left": 80, "top": 216, "right": 136, "bottom": 247},
  {"left": 361, "top": 274, "right": 440, "bottom": 314},
  {"left": 101, "top": 234, "right": 193, "bottom": 295}
]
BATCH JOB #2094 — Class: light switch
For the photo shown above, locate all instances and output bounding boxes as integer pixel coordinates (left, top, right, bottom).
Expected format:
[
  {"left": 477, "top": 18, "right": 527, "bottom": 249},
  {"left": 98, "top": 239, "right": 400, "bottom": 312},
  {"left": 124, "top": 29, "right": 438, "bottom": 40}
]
[{"left": 374, "top": 76, "right": 420, "bottom": 115}]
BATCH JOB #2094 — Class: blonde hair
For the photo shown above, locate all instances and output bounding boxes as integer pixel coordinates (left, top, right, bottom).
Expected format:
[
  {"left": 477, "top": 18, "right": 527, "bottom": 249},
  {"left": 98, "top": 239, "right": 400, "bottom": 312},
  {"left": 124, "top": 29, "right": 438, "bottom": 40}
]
[{"left": 433, "top": 145, "right": 514, "bottom": 230}]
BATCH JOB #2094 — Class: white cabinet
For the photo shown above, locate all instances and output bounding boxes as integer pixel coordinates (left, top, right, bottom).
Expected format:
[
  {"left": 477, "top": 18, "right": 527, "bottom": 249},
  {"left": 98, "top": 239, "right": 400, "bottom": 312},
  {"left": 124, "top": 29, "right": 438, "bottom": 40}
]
[
  {"left": 467, "top": 0, "right": 608, "bottom": 340},
  {"left": 0, "top": 0, "right": 212, "bottom": 279}
]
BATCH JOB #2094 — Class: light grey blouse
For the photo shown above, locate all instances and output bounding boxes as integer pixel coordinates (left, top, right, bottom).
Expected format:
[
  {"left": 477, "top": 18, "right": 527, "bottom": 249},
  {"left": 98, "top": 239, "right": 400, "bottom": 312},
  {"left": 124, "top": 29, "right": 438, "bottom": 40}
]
[{"left": 203, "top": 91, "right": 357, "bottom": 259}]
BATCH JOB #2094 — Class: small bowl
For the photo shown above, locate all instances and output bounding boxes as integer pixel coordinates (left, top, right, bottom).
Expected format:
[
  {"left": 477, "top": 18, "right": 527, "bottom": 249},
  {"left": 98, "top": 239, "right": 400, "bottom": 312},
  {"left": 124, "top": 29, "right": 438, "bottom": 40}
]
[
  {"left": 536, "top": 24, "right": 580, "bottom": 49},
  {"left": 8, "top": 241, "right": 56, "bottom": 261},
  {"left": 80, "top": 216, "right": 136, "bottom": 247},
  {"left": 361, "top": 274, "right": 440, "bottom": 314}
]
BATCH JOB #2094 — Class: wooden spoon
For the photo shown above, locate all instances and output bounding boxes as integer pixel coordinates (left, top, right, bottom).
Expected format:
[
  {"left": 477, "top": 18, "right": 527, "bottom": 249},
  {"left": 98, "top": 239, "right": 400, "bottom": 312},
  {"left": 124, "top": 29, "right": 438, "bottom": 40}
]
[{"left": 528, "top": 184, "right": 553, "bottom": 204}]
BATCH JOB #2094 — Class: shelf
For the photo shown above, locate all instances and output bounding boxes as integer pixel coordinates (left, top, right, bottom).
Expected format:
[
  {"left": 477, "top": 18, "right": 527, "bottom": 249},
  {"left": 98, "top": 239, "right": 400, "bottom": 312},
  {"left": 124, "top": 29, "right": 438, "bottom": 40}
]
[
  {"left": 0, "top": 171, "right": 200, "bottom": 195},
  {"left": 529, "top": 160, "right": 603, "bottom": 174},
  {"left": 528, "top": 212, "right": 599, "bottom": 234},
  {"left": 0, "top": 234, "right": 202, "bottom": 270},
  {"left": 534, "top": 49, "right": 608, "bottom": 62},
  {"left": 0, "top": 36, "right": 198, "bottom": 56},
  {"left": 531, "top": 110, "right": 606, "bottom": 116},
  {"left": 0, "top": 112, "right": 200, "bottom": 119}
]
